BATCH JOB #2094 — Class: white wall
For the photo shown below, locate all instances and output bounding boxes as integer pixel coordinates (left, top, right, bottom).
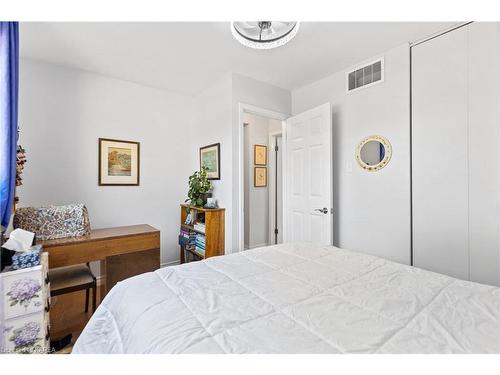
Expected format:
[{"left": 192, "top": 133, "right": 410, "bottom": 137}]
[
  {"left": 268, "top": 119, "right": 282, "bottom": 134},
  {"left": 292, "top": 44, "right": 411, "bottom": 265},
  {"left": 18, "top": 59, "right": 193, "bottom": 268},
  {"left": 190, "top": 74, "right": 233, "bottom": 251},
  {"left": 18, "top": 63, "right": 290, "bottom": 263},
  {"left": 17, "top": 43, "right": 415, "bottom": 268},
  {"left": 190, "top": 73, "right": 290, "bottom": 253}
]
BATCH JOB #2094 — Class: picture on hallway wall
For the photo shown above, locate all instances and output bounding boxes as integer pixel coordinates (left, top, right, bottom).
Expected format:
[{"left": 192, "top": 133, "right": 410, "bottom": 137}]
[
  {"left": 254, "top": 144, "right": 267, "bottom": 165},
  {"left": 254, "top": 167, "right": 267, "bottom": 187},
  {"left": 99, "top": 138, "right": 140, "bottom": 186}
]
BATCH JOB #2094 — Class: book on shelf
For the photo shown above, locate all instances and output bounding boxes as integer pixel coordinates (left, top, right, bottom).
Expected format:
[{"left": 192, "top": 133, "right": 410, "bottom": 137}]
[
  {"left": 180, "top": 230, "right": 194, "bottom": 237},
  {"left": 195, "top": 247, "right": 205, "bottom": 256},
  {"left": 194, "top": 223, "right": 206, "bottom": 233},
  {"left": 179, "top": 227, "right": 196, "bottom": 247},
  {"left": 195, "top": 234, "right": 205, "bottom": 247}
]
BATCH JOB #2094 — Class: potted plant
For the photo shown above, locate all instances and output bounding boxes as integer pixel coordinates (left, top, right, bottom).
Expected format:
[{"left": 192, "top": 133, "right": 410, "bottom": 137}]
[{"left": 186, "top": 166, "right": 213, "bottom": 207}]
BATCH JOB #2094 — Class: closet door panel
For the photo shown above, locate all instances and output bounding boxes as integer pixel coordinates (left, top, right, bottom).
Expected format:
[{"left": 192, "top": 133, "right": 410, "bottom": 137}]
[
  {"left": 468, "top": 23, "right": 500, "bottom": 286},
  {"left": 412, "top": 27, "right": 469, "bottom": 279}
]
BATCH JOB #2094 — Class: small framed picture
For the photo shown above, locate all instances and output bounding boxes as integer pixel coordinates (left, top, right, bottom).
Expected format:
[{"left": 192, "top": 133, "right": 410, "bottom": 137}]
[
  {"left": 99, "top": 138, "right": 140, "bottom": 186},
  {"left": 254, "top": 144, "right": 267, "bottom": 165},
  {"left": 200, "top": 143, "right": 221, "bottom": 180},
  {"left": 254, "top": 167, "right": 267, "bottom": 187}
]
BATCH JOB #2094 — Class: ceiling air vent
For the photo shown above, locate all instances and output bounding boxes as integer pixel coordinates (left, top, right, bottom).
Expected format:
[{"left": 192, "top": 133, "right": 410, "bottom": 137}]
[{"left": 347, "top": 58, "right": 384, "bottom": 92}]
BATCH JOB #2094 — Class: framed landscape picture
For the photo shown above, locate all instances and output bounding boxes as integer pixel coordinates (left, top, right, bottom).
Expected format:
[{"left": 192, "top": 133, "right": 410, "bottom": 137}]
[
  {"left": 99, "top": 138, "right": 140, "bottom": 186},
  {"left": 254, "top": 144, "right": 267, "bottom": 165},
  {"left": 200, "top": 143, "right": 220, "bottom": 180},
  {"left": 254, "top": 167, "right": 267, "bottom": 187}
]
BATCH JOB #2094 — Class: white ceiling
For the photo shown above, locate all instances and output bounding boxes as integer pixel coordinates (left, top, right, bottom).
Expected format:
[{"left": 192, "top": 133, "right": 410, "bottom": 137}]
[{"left": 20, "top": 22, "right": 456, "bottom": 96}]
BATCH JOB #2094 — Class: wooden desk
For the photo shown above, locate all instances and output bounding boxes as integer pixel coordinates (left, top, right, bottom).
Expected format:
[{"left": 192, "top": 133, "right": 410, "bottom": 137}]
[{"left": 38, "top": 224, "right": 160, "bottom": 294}]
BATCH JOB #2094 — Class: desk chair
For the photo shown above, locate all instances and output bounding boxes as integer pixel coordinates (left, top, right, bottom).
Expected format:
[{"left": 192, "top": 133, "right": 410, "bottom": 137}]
[
  {"left": 49, "top": 263, "right": 97, "bottom": 313},
  {"left": 12, "top": 204, "right": 97, "bottom": 314}
]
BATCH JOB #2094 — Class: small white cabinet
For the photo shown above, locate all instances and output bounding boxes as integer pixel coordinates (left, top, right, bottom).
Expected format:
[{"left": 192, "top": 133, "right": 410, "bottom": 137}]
[{"left": 0, "top": 252, "right": 50, "bottom": 354}]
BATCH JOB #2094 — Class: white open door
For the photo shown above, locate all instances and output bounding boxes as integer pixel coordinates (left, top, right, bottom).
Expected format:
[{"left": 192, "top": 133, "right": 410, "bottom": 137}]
[{"left": 284, "top": 103, "right": 332, "bottom": 244}]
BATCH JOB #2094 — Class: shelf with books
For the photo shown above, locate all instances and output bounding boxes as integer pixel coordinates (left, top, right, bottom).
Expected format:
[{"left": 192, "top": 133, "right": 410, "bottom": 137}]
[{"left": 179, "top": 204, "right": 225, "bottom": 264}]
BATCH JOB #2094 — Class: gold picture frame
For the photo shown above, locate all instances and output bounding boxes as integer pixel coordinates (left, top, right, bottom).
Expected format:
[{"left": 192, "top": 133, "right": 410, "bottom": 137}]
[
  {"left": 254, "top": 144, "right": 267, "bottom": 166},
  {"left": 99, "top": 138, "right": 140, "bottom": 186},
  {"left": 254, "top": 167, "right": 267, "bottom": 187}
]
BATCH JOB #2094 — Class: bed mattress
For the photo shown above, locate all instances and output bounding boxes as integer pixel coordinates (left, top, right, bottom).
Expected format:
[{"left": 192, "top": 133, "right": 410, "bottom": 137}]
[{"left": 72, "top": 243, "right": 500, "bottom": 353}]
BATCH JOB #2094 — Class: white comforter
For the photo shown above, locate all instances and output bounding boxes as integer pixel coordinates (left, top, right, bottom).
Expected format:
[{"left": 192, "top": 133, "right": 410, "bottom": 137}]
[{"left": 73, "top": 243, "right": 500, "bottom": 353}]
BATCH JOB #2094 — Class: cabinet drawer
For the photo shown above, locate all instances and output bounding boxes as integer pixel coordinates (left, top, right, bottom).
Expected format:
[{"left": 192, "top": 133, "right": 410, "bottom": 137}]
[
  {"left": 3, "top": 312, "right": 46, "bottom": 354},
  {"left": 3, "top": 269, "right": 45, "bottom": 320}
]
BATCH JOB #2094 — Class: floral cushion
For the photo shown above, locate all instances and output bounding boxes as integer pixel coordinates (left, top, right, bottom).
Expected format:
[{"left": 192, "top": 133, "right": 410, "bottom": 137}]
[{"left": 13, "top": 204, "right": 91, "bottom": 240}]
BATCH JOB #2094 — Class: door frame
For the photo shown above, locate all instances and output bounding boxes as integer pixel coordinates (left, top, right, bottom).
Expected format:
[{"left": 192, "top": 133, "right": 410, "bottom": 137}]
[
  {"left": 237, "top": 103, "right": 288, "bottom": 252},
  {"left": 268, "top": 131, "right": 283, "bottom": 244}
]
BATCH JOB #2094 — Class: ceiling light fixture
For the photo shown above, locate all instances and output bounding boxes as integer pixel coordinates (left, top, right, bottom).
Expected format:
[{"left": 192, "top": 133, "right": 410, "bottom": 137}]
[{"left": 231, "top": 21, "right": 300, "bottom": 50}]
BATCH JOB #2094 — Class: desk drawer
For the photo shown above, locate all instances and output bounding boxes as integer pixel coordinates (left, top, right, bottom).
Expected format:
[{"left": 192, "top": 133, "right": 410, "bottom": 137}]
[{"left": 45, "top": 232, "right": 160, "bottom": 268}]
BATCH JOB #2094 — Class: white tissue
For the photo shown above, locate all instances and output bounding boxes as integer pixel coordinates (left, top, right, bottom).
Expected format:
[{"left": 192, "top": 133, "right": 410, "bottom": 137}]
[{"left": 2, "top": 228, "right": 35, "bottom": 252}]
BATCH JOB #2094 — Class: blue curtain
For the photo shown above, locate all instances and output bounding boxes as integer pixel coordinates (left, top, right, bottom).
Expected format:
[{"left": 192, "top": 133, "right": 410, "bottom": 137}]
[{"left": 0, "top": 22, "right": 19, "bottom": 229}]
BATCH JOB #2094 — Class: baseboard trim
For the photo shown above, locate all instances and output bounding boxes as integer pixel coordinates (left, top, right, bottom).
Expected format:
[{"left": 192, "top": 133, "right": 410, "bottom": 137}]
[
  {"left": 161, "top": 260, "right": 180, "bottom": 268},
  {"left": 247, "top": 243, "right": 269, "bottom": 250}
]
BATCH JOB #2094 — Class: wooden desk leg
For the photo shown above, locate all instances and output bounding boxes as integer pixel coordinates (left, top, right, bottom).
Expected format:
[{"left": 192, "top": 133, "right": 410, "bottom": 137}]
[
  {"left": 105, "top": 248, "right": 160, "bottom": 294},
  {"left": 99, "top": 260, "right": 107, "bottom": 296}
]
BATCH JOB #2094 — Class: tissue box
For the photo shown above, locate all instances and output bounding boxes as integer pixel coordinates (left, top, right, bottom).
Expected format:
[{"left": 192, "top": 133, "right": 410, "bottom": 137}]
[
  {"left": 11, "top": 245, "right": 42, "bottom": 270},
  {"left": 13, "top": 204, "right": 91, "bottom": 240}
]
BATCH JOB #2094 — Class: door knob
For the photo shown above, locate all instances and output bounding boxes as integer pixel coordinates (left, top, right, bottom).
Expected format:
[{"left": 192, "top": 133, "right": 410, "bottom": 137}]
[{"left": 314, "top": 207, "right": 329, "bottom": 214}]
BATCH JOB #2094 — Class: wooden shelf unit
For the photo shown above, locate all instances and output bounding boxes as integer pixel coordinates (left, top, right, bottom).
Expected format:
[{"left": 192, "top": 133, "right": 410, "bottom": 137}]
[{"left": 180, "top": 204, "right": 225, "bottom": 264}]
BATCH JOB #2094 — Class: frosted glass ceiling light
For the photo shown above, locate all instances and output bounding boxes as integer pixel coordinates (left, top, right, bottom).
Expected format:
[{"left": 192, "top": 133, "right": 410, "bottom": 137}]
[{"left": 231, "top": 21, "right": 300, "bottom": 49}]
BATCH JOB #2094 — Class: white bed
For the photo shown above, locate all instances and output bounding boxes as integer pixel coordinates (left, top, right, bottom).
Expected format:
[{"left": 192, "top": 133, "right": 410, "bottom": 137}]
[{"left": 72, "top": 243, "right": 500, "bottom": 354}]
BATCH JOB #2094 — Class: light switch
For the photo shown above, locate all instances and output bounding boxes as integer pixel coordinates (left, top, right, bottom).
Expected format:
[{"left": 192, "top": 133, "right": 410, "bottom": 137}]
[{"left": 346, "top": 161, "right": 353, "bottom": 173}]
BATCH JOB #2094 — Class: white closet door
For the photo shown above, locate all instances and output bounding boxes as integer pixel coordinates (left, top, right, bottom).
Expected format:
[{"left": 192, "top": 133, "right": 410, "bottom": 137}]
[
  {"left": 468, "top": 23, "right": 500, "bottom": 286},
  {"left": 412, "top": 27, "right": 469, "bottom": 279}
]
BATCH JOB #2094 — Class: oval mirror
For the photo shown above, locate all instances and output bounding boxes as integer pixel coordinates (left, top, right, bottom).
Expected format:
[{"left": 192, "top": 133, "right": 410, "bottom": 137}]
[{"left": 355, "top": 135, "right": 392, "bottom": 172}]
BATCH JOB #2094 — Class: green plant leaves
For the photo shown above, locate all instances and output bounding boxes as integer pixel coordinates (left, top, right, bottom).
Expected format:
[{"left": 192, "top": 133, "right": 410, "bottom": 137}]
[{"left": 186, "top": 167, "right": 213, "bottom": 206}]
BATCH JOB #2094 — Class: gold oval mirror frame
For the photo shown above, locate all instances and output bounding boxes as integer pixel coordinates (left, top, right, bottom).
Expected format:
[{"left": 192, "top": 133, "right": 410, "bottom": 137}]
[{"left": 355, "top": 135, "right": 392, "bottom": 172}]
